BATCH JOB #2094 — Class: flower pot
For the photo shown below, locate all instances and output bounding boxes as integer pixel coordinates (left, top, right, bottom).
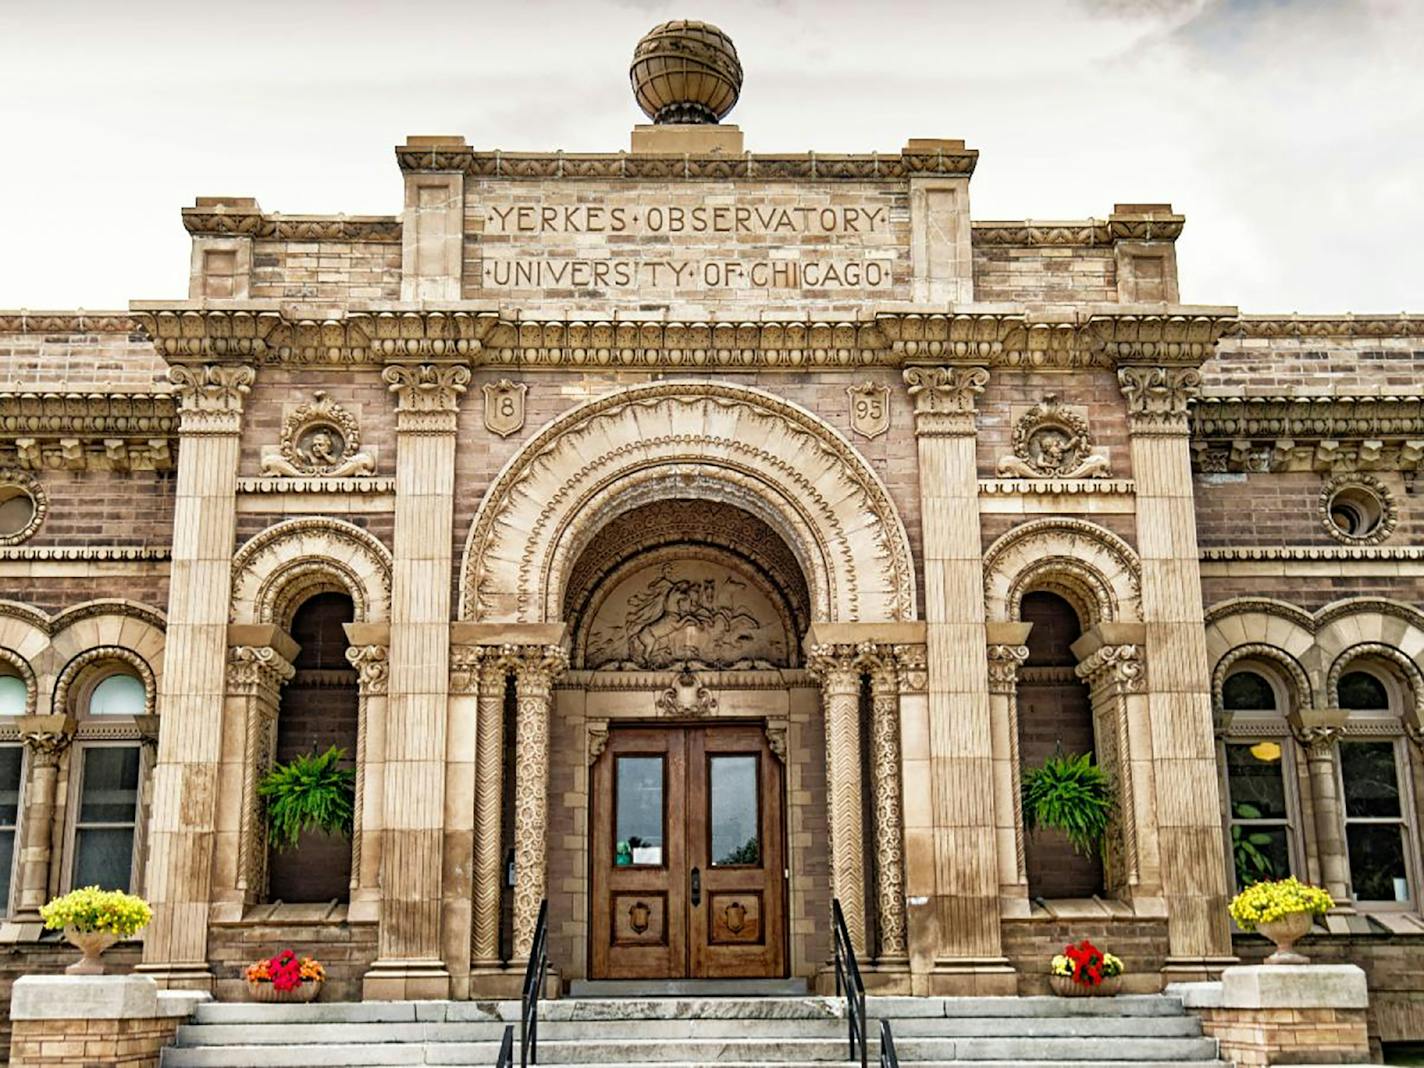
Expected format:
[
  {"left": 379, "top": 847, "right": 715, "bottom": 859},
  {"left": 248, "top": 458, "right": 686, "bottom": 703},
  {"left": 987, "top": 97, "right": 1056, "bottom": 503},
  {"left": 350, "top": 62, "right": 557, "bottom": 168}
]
[
  {"left": 1258, "top": 909, "right": 1314, "bottom": 965},
  {"left": 247, "top": 978, "right": 323, "bottom": 1003},
  {"left": 1050, "top": 974, "right": 1122, "bottom": 997},
  {"left": 63, "top": 928, "right": 119, "bottom": 975}
]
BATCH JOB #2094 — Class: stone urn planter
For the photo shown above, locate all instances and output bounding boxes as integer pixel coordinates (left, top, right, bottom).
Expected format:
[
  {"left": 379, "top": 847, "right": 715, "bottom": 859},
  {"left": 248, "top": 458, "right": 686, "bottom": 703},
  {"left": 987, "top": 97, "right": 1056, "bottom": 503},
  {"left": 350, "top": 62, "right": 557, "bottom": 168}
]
[
  {"left": 246, "top": 979, "right": 323, "bottom": 1003},
  {"left": 1050, "top": 974, "right": 1122, "bottom": 997},
  {"left": 1259, "top": 909, "right": 1314, "bottom": 965},
  {"left": 63, "top": 928, "right": 119, "bottom": 975}
]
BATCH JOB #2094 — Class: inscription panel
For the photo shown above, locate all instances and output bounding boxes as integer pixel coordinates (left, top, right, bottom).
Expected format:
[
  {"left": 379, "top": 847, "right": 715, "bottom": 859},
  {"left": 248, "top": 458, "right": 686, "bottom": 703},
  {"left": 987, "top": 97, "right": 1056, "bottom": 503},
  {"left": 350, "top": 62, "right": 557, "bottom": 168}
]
[{"left": 464, "top": 180, "right": 911, "bottom": 308}]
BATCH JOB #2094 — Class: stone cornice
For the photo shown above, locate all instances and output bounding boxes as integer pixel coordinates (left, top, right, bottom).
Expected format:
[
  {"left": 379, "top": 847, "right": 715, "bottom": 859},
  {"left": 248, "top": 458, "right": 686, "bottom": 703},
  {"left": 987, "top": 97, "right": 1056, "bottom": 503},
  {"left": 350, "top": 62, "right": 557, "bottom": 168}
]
[
  {"left": 1231, "top": 315, "right": 1424, "bottom": 340},
  {"left": 972, "top": 214, "right": 1185, "bottom": 248},
  {"left": 1201, "top": 546, "right": 1424, "bottom": 562},
  {"left": 181, "top": 208, "right": 401, "bottom": 242},
  {"left": 0, "top": 312, "right": 137, "bottom": 333},
  {"left": 396, "top": 145, "right": 979, "bottom": 180},
  {"left": 0, "top": 392, "right": 176, "bottom": 435},
  {"left": 979, "top": 478, "right": 1136, "bottom": 495},
  {"left": 0, "top": 547, "right": 170, "bottom": 562},
  {"left": 1192, "top": 395, "right": 1424, "bottom": 439}
]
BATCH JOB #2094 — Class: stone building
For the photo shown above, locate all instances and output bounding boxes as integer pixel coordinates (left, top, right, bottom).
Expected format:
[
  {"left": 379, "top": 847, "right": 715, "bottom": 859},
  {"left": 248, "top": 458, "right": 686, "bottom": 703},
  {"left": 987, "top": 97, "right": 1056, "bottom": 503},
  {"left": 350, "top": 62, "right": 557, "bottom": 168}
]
[{"left": 0, "top": 16, "right": 1421, "bottom": 1053}]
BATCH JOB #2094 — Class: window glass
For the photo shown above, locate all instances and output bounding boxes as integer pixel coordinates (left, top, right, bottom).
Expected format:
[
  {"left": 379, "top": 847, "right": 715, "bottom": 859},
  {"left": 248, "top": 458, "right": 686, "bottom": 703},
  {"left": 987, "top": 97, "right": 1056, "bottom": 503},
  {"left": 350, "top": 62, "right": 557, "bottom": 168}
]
[
  {"left": 72, "top": 747, "right": 140, "bottom": 892},
  {"left": 1225, "top": 742, "right": 1292, "bottom": 888},
  {"left": 1338, "top": 671, "right": 1389, "bottom": 711},
  {"left": 614, "top": 756, "right": 663, "bottom": 866},
  {"left": 0, "top": 747, "right": 20, "bottom": 912},
  {"left": 710, "top": 755, "right": 759, "bottom": 866},
  {"left": 1223, "top": 671, "right": 1276, "bottom": 712},
  {"left": 0, "top": 675, "right": 26, "bottom": 716},
  {"left": 1340, "top": 740, "right": 1411, "bottom": 903},
  {"left": 88, "top": 673, "right": 146, "bottom": 716},
  {"left": 1340, "top": 741, "right": 1402, "bottom": 819}
]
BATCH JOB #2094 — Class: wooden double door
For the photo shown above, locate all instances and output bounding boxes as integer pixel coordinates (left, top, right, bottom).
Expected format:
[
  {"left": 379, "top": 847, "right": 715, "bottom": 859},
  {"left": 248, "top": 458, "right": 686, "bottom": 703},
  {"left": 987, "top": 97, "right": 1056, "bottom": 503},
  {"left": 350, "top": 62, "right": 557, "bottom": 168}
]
[{"left": 590, "top": 723, "right": 786, "bottom": 979}]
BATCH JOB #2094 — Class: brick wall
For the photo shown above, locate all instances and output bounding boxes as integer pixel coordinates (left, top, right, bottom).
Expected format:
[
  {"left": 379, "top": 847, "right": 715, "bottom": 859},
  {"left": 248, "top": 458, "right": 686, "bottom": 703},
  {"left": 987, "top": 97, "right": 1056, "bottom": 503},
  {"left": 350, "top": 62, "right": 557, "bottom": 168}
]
[
  {"left": 972, "top": 246, "right": 1117, "bottom": 304},
  {"left": 0, "top": 331, "right": 165, "bottom": 391},
  {"left": 1208, "top": 336, "right": 1424, "bottom": 393},
  {"left": 12, "top": 577, "right": 169, "bottom": 617},
  {"left": 0, "top": 943, "right": 142, "bottom": 1061},
  {"left": 1002, "top": 916, "right": 1169, "bottom": 995},
  {"left": 250, "top": 240, "right": 402, "bottom": 303},
  {"left": 207, "top": 922, "right": 377, "bottom": 1004},
  {"left": 1195, "top": 470, "right": 1421, "bottom": 547},
  {"left": 23, "top": 470, "right": 175, "bottom": 550},
  {"left": 10, "top": 1016, "right": 179, "bottom": 1068}
]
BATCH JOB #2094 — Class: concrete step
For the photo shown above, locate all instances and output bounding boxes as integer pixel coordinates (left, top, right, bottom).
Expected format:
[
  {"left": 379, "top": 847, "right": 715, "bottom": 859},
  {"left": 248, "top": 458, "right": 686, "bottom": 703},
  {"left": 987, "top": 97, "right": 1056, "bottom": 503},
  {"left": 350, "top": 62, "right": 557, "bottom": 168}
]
[
  {"left": 895, "top": 1037, "right": 1219, "bottom": 1061},
  {"left": 570, "top": 979, "right": 811, "bottom": 997},
  {"left": 868, "top": 996, "right": 1188, "bottom": 1018}
]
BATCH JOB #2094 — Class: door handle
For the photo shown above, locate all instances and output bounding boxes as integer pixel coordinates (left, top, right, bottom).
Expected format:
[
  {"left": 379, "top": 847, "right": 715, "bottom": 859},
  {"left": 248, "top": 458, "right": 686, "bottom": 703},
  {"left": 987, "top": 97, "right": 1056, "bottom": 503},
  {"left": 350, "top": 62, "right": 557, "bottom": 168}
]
[{"left": 690, "top": 866, "right": 701, "bottom": 906}]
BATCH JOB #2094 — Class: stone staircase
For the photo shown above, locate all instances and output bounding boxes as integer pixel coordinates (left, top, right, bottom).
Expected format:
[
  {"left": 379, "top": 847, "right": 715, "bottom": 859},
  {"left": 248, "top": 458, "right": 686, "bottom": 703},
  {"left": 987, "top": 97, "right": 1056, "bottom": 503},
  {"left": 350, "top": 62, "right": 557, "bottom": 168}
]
[{"left": 161, "top": 994, "right": 1229, "bottom": 1067}]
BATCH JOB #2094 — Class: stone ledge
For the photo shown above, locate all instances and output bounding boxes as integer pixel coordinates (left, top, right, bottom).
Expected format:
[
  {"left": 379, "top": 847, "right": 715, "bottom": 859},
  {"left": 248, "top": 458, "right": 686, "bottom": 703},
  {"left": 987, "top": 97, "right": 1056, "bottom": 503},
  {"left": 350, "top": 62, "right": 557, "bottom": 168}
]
[
  {"left": 1222, "top": 964, "right": 1369, "bottom": 1010},
  {"left": 11, "top": 975, "right": 159, "bottom": 1020}
]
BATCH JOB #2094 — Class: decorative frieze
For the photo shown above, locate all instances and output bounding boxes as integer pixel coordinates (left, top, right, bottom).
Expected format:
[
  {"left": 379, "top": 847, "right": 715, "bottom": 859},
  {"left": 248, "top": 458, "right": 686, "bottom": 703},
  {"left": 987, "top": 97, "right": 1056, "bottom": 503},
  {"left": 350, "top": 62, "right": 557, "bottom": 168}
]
[
  {"left": 259, "top": 391, "right": 375, "bottom": 478},
  {"left": 1201, "top": 545, "right": 1424, "bottom": 562},
  {"left": 181, "top": 207, "right": 402, "bottom": 242},
  {"left": 995, "top": 395, "right": 1111, "bottom": 479},
  {"left": 237, "top": 477, "right": 395, "bottom": 495},
  {"left": 971, "top": 214, "right": 1185, "bottom": 247}
]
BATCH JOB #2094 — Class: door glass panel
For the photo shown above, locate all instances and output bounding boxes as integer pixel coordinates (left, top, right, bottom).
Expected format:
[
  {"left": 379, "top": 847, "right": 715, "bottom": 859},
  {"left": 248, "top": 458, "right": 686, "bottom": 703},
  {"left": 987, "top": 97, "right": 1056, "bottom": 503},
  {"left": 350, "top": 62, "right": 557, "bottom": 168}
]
[
  {"left": 710, "top": 755, "right": 759, "bottom": 866},
  {"left": 615, "top": 756, "right": 664, "bottom": 866}
]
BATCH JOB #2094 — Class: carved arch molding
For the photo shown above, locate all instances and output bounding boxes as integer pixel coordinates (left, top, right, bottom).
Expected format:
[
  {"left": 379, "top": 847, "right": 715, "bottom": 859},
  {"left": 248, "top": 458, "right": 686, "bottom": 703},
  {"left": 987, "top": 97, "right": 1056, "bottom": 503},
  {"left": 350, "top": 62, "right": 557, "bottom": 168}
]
[
  {"left": 982, "top": 517, "right": 1142, "bottom": 624},
  {"left": 460, "top": 381, "right": 918, "bottom": 624},
  {"left": 230, "top": 517, "right": 393, "bottom": 625}
]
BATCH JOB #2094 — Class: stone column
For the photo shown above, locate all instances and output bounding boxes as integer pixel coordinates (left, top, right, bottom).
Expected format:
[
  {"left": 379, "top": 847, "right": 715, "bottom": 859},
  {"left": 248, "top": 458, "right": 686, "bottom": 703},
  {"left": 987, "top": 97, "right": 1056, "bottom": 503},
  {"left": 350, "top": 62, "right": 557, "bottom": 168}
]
[
  {"left": 344, "top": 639, "right": 388, "bottom": 919},
  {"left": 860, "top": 644, "right": 908, "bottom": 962},
  {"left": 472, "top": 649, "right": 510, "bottom": 966},
  {"left": 902, "top": 365, "right": 1011, "bottom": 991},
  {"left": 1118, "top": 364, "right": 1233, "bottom": 974},
  {"left": 140, "top": 363, "right": 253, "bottom": 990},
  {"left": 224, "top": 644, "right": 295, "bottom": 910},
  {"left": 985, "top": 634, "right": 1030, "bottom": 911},
  {"left": 806, "top": 643, "right": 868, "bottom": 955},
  {"left": 364, "top": 363, "right": 469, "bottom": 1000},
  {"left": 1292, "top": 720, "right": 1350, "bottom": 903},
  {"left": 14, "top": 719, "right": 75, "bottom": 916},
  {"left": 510, "top": 644, "right": 568, "bottom": 961}
]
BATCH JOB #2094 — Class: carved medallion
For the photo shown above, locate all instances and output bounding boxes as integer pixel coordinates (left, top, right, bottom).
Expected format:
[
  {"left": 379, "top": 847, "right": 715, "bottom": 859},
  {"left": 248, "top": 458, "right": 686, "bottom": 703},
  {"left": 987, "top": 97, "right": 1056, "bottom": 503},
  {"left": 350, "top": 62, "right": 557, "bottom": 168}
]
[
  {"left": 260, "top": 391, "right": 375, "bottom": 477},
  {"left": 483, "top": 379, "right": 527, "bottom": 438},
  {"left": 995, "top": 395, "right": 1110, "bottom": 479},
  {"left": 847, "top": 381, "right": 890, "bottom": 439}
]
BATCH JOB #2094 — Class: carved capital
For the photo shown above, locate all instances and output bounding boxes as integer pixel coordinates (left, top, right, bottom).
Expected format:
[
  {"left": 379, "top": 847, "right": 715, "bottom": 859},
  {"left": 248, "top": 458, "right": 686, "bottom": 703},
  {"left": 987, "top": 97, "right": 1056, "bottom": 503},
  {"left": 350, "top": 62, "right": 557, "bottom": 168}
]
[
  {"left": 1075, "top": 643, "right": 1145, "bottom": 693},
  {"left": 805, "top": 642, "right": 861, "bottom": 694},
  {"left": 344, "top": 644, "right": 389, "bottom": 695},
  {"left": 1294, "top": 723, "right": 1345, "bottom": 759},
  {"left": 986, "top": 643, "right": 1031, "bottom": 694},
  {"left": 383, "top": 363, "right": 470, "bottom": 432},
  {"left": 168, "top": 364, "right": 254, "bottom": 434},
  {"left": 855, "top": 641, "right": 898, "bottom": 693},
  {"left": 510, "top": 643, "right": 570, "bottom": 697},
  {"left": 20, "top": 721, "right": 75, "bottom": 767},
  {"left": 226, "top": 645, "right": 296, "bottom": 698},
  {"left": 587, "top": 721, "right": 610, "bottom": 766},
  {"left": 449, "top": 644, "right": 484, "bottom": 694},
  {"left": 903, "top": 366, "right": 989, "bottom": 435},
  {"left": 1117, "top": 365, "right": 1201, "bottom": 434},
  {"left": 891, "top": 643, "right": 927, "bottom": 693}
]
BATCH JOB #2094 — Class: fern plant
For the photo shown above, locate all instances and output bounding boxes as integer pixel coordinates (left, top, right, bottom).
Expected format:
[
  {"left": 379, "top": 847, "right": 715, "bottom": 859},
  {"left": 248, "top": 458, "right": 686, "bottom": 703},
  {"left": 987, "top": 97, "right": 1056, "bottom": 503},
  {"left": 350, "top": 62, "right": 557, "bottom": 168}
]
[
  {"left": 258, "top": 746, "right": 355, "bottom": 852},
  {"left": 1021, "top": 751, "right": 1114, "bottom": 857}
]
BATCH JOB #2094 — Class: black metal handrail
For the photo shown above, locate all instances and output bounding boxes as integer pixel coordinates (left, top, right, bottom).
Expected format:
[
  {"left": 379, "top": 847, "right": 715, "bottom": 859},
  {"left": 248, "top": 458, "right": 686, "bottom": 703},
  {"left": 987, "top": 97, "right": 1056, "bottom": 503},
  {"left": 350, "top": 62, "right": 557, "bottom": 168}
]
[
  {"left": 832, "top": 899, "right": 868, "bottom": 1068},
  {"left": 496, "top": 1024, "right": 515, "bottom": 1068},
  {"left": 878, "top": 1018, "right": 899, "bottom": 1068},
  {"left": 520, "top": 899, "right": 549, "bottom": 1068}
]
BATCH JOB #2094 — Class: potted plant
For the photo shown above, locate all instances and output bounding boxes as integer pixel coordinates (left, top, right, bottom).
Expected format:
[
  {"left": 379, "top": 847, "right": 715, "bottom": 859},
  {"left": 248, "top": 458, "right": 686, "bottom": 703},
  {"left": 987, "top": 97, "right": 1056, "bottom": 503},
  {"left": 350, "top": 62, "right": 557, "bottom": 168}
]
[
  {"left": 1021, "top": 751, "right": 1114, "bottom": 857},
  {"left": 1228, "top": 876, "right": 1334, "bottom": 964},
  {"left": 245, "top": 949, "right": 326, "bottom": 1002},
  {"left": 40, "top": 886, "right": 152, "bottom": 975},
  {"left": 1050, "top": 938, "right": 1124, "bottom": 996},
  {"left": 258, "top": 745, "right": 356, "bottom": 851}
]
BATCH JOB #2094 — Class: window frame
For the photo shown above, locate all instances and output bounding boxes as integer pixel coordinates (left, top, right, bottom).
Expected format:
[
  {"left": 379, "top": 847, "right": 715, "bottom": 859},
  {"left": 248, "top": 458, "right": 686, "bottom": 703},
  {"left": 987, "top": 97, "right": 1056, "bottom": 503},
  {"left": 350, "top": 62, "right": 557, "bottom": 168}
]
[
  {"left": 61, "top": 739, "right": 148, "bottom": 896},
  {"left": 0, "top": 742, "right": 26, "bottom": 918}
]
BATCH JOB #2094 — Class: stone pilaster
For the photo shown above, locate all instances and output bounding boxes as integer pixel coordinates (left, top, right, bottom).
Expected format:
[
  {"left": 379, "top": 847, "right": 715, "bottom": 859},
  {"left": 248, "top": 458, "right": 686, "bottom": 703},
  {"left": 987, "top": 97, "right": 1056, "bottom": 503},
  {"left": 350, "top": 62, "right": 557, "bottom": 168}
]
[
  {"left": 1292, "top": 718, "right": 1350, "bottom": 903},
  {"left": 364, "top": 363, "right": 469, "bottom": 1000},
  {"left": 860, "top": 643, "right": 908, "bottom": 962},
  {"left": 806, "top": 643, "right": 868, "bottom": 955},
  {"left": 14, "top": 718, "right": 75, "bottom": 916},
  {"left": 510, "top": 644, "right": 568, "bottom": 961},
  {"left": 139, "top": 363, "right": 253, "bottom": 990},
  {"left": 472, "top": 650, "right": 510, "bottom": 966},
  {"left": 345, "top": 640, "right": 388, "bottom": 918},
  {"left": 985, "top": 633, "right": 1030, "bottom": 910},
  {"left": 902, "top": 365, "right": 1011, "bottom": 991},
  {"left": 1117, "top": 364, "right": 1233, "bottom": 975}
]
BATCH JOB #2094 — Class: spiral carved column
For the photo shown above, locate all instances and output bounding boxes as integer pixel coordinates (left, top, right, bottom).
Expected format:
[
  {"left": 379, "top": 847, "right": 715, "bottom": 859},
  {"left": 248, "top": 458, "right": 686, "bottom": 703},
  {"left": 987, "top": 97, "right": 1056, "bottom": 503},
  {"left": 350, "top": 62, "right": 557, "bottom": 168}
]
[
  {"left": 861, "top": 643, "right": 907, "bottom": 961},
  {"left": 472, "top": 650, "right": 511, "bottom": 965},
  {"left": 808, "top": 642, "right": 867, "bottom": 955},
  {"left": 511, "top": 644, "right": 568, "bottom": 961}
]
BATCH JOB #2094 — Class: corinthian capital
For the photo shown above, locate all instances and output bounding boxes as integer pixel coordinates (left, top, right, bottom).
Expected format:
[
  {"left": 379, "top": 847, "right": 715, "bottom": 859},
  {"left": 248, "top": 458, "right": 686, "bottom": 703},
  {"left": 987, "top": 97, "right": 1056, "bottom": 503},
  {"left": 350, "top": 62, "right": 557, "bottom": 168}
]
[
  {"left": 345, "top": 644, "right": 389, "bottom": 695},
  {"left": 1075, "top": 643, "right": 1145, "bottom": 693},
  {"left": 383, "top": 363, "right": 470, "bottom": 431},
  {"left": 1116, "top": 365, "right": 1201, "bottom": 434},
  {"left": 902, "top": 365, "right": 989, "bottom": 436},
  {"left": 226, "top": 644, "right": 296, "bottom": 697},
  {"left": 168, "top": 363, "right": 255, "bottom": 434},
  {"left": 805, "top": 643, "right": 861, "bottom": 694},
  {"left": 20, "top": 719, "right": 76, "bottom": 767},
  {"left": 1293, "top": 723, "right": 1344, "bottom": 759},
  {"left": 986, "top": 643, "right": 1031, "bottom": 694},
  {"left": 510, "top": 644, "right": 570, "bottom": 696}
]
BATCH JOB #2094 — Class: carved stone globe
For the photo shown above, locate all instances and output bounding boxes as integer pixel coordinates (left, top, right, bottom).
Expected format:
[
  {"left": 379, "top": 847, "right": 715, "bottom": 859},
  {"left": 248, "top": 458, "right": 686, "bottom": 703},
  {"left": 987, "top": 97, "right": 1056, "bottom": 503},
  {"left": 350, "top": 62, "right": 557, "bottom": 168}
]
[{"left": 630, "top": 20, "right": 743, "bottom": 125}]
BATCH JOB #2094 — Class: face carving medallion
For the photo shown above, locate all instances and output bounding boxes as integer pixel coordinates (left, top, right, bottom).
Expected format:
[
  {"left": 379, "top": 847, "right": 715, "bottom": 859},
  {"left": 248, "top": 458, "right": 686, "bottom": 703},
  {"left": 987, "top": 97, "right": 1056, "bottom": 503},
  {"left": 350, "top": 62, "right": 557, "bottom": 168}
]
[
  {"left": 261, "top": 391, "right": 376, "bottom": 478},
  {"left": 996, "top": 395, "right": 1111, "bottom": 480}
]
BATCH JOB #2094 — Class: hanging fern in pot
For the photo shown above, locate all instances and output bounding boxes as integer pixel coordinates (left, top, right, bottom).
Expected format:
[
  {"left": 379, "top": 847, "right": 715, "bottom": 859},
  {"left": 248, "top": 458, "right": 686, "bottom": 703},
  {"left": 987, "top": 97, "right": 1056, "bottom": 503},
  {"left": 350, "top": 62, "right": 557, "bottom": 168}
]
[
  {"left": 1021, "top": 751, "right": 1114, "bottom": 857},
  {"left": 258, "top": 746, "right": 356, "bottom": 852}
]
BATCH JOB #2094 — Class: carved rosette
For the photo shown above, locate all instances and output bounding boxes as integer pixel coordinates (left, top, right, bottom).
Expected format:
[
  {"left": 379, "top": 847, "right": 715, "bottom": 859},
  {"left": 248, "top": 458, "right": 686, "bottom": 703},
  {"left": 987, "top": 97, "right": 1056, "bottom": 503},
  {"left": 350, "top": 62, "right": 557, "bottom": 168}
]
[
  {"left": 383, "top": 363, "right": 471, "bottom": 433},
  {"left": 996, "top": 395, "right": 1111, "bottom": 479},
  {"left": 1293, "top": 723, "right": 1344, "bottom": 760},
  {"left": 857, "top": 642, "right": 907, "bottom": 959},
  {"left": 986, "top": 644, "right": 1030, "bottom": 694},
  {"left": 510, "top": 644, "right": 569, "bottom": 958},
  {"left": 260, "top": 391, "right": 375, "bottom": 477},
  {"left": 344, "top": 644, "right": 389, "bottom": 695},
  {"left": 1116, "top": 365, "right": 1201, "bottom": 435},
  {"left": 168, "top": 364, "right": 255, "bottom": 435},
  {"left": 902, "top": 366, "right": 989, "bottom": 436}
]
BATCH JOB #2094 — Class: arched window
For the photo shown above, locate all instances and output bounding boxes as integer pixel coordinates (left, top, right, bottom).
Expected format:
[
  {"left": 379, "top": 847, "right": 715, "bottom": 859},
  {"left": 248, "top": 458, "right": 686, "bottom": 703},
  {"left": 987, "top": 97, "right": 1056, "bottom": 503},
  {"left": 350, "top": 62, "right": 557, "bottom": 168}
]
[
  {"left": 1336, "top": 665, "right": 1417, "bottom": 905},
  {"left": 1218, "top": 666, "right": 1300, "bottom": 890},
  {"left": 87, "top": 673, "right": 147, "bottom": 716},
  {"left": 0, "top": 672, "right": 26, "bottom": 716}
]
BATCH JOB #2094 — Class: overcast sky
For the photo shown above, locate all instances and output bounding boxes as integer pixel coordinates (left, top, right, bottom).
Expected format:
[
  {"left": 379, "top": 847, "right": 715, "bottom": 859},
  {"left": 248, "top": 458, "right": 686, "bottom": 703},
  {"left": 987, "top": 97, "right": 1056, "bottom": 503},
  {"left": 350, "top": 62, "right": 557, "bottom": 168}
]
[{"left": 1, "top": 0, "right": 1419, "bottom": 312}]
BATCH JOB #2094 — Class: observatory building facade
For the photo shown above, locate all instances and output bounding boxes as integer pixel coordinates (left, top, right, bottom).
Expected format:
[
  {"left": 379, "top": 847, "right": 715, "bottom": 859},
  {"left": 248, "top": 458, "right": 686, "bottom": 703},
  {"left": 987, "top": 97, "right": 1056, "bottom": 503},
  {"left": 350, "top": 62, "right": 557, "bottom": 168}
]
[{"left": 1, "top": 18, "right": 1423, "bottom": 1050}]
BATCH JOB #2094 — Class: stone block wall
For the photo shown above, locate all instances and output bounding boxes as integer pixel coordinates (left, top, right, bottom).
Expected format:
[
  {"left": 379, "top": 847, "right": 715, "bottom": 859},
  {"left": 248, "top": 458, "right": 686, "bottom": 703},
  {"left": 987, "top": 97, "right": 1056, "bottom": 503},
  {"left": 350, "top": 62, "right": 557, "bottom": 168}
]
[
  {"left": 9, "top": 1017, "right": 180, "bottom": 1068},
  {"left": 207, "top": 921, "right": 377, "bottom": 1003},
  {"left": 1196, "top": 1005, "right": 1369, "bottom": 1066},
  {"left": 1001, "top": 916, "right": 1170, "bottom": 995},
  {"left": 972, "top": 246, "right": 1117, "bottom": 304},
  {"left": 0, "top": 943, "right": 141, "bottom": 1061},
  {"left": 0, "top": 326, "right": 166, "bottom": 391},
  {"left": 250, "top": 239, "right": 402, "bottom": 303}
]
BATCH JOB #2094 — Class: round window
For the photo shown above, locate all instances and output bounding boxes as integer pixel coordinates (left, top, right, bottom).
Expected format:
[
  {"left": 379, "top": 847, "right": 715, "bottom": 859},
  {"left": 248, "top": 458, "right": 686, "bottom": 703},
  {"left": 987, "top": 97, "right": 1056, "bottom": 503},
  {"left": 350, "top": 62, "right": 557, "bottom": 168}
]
[
  {"left": 88, "top": 673, "right": 147, "bottom": 716},
  {"left": 0, "top": 673, "right": 27, "bottom": 716},
  {"left": 0, "top": 485, "right": 38, "bottom": 542},
  {"left": 1321, "top": 477, "right": 1396, "bottom": 545}
]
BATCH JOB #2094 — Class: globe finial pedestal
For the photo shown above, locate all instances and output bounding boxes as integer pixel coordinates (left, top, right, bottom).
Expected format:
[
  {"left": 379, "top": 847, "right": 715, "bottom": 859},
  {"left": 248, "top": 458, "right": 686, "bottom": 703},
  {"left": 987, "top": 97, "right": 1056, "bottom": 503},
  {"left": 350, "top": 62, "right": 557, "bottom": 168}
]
[{"left": 629, "top": 20, "right": 745, "bottom": 154}]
